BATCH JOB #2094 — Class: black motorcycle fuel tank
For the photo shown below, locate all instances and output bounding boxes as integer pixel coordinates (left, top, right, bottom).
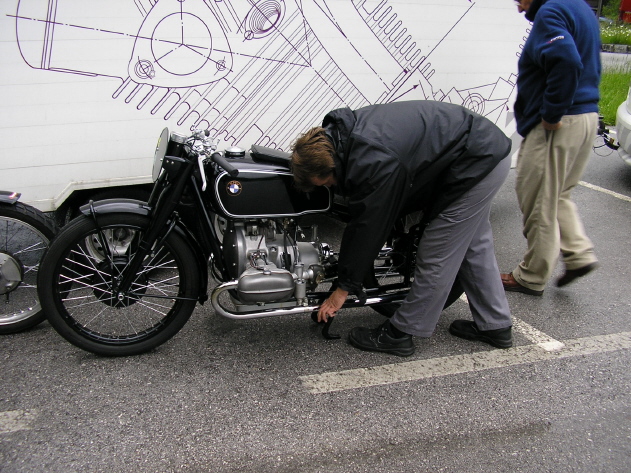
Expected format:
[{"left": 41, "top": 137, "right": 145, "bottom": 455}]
[{"left": 210, "top": 147, "right": 331, "bottom": 218}]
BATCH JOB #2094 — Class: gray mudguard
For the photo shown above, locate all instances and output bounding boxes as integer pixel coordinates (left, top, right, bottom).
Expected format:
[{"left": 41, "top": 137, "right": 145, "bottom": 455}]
[{"left": 79, "top": 198, "right": 151, "bottom": 216}]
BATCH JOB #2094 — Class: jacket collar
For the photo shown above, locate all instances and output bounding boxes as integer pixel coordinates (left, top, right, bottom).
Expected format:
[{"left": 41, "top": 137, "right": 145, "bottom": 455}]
[
  {"left": 322, "top": 107, "right": 356, "bottom": 194},
  {"left": 525, "top": 0, "right": 546, "bottom": 22}
]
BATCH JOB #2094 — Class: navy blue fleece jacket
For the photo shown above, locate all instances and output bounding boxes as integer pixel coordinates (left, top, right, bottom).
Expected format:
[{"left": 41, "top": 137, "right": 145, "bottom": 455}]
[{"left": 514, "top": 0, "right": 601, "bottom": 137}]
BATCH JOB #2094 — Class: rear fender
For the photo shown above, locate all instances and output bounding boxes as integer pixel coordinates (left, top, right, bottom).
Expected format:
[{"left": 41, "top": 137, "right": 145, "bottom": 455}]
[
  {"left": 79, "top": 198, "right": 209, "bottom": 303},
  {"left": 0, "top": 190, "right": 21, "bottom": 204}
]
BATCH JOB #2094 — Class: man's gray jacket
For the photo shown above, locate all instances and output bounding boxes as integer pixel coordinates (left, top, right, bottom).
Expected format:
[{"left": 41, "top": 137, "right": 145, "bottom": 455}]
[{"left": 322, "top": 100, "right": 511, "bottom": 294}]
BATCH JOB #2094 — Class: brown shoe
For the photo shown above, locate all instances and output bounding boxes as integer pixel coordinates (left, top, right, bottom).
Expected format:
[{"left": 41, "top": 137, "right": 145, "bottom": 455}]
[
  {"left": 556, "top": 262, "right": 599, "bottom": 287},
  {"left": 500, "top": 272, "right": 543, "bottom": 296}
]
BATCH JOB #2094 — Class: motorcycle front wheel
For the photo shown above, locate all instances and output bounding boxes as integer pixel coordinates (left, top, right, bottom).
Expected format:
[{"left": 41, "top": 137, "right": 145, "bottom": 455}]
[
  {"left": 38, "top": 213, "right": 200, "bottom": 356},
  {"left": 0, "top": 201, "right": 56, "bottom": 334}
]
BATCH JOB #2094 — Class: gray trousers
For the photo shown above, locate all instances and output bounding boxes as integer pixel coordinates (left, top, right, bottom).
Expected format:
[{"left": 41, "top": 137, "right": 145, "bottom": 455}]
[{"left": 390, "top": 157, "right": 512, "bottom": 337}]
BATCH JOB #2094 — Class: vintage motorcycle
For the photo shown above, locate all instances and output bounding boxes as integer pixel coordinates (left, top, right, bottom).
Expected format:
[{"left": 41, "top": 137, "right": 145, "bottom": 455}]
[{"left": 38, "top": 128, "right": 462, "bottom": 356}]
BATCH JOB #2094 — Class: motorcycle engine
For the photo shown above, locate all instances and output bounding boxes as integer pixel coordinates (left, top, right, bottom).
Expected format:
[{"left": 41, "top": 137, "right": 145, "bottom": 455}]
[{"left": 223, "top": 220, "right": 327, "bottom": 304}]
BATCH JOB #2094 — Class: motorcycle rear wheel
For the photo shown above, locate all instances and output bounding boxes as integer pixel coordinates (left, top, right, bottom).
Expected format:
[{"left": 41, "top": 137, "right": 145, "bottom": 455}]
[
  {"left": 0, "top": 201, "right": 56, "bottom": 334},
  {"left": 38, "top": 213, "right": 200, "bottom": 356}
]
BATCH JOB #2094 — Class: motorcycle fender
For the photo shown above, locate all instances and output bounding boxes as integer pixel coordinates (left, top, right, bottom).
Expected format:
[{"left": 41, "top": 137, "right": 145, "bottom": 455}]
[
  {"left": 79, "top": 198, "right": 151, "bottom": 216},
  {"left": 79, "top": 198, "right": 209, "bottom": 303},
  {"left": 0, "top": 190, "right": 21, "bottom": 204}
]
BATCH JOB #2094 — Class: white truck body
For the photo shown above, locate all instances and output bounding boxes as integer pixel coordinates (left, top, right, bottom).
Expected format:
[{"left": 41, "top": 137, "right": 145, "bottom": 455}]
[{"left": 0, "top": 0, "right": 529, "bottom": 212}]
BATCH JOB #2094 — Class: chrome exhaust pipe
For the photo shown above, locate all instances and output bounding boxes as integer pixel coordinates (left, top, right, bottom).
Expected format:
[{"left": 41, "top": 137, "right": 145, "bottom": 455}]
[
  {"left": 210, "top": 280, "right": 320, "bottom": 320},
  {"left": 210, "top": 280, "right": 409, "bottom": 320}
]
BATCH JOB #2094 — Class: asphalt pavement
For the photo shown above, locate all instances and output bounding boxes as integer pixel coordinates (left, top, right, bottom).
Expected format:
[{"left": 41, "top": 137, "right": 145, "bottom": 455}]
[{"left": 1, "top": 142, "right": 630, "bottom": 473}]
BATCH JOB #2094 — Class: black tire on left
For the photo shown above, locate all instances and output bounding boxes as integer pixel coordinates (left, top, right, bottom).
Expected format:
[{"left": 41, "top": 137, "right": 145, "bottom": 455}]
[
  {"left": 0, "top": 201, "right": 57, "bottom": 334},
  {"left": 37, "top": 213, "right": 200, "bottom": 356}
]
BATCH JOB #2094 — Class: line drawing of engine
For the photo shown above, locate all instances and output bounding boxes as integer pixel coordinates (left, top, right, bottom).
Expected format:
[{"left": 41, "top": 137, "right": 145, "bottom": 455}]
[{"left": 11, "top": 0, "right": 525, "bottom": 150}]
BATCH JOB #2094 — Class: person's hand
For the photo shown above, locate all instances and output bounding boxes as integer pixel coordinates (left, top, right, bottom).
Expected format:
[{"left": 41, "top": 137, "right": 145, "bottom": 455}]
[
  {"left": 317, "top": 288, "right": 348, "bottom": 322},
  {"left": 542, "top": 119, "right": 562, "bottom": 131}
]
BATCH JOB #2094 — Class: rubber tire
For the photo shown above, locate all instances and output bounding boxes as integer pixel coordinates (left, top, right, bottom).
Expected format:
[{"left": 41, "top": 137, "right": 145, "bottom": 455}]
[
  {"left": 38, "top": 213, "right": 200, "bottom": 356},
  {"left": 0, "top": 201, "right": 57, "bottom": 334}
]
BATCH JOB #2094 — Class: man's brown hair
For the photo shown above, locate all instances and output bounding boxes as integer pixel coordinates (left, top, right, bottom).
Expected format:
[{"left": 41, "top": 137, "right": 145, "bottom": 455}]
[{"left": 290, "top": 127, "right": 335, "bottom": 192}]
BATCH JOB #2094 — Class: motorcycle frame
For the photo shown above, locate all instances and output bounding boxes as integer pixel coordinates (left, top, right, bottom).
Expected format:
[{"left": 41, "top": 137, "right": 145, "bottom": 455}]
[{"left": 82, "top": 140, "right": 418, "bottom": 322}]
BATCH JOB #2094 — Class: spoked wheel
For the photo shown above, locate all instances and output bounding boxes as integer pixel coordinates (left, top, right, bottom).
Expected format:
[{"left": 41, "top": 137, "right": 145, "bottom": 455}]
[
  {"left": 0, "top": 202, "right": 56, "bottom": 334},
  {"left": 38, "top": 213, "right": 200, "bottom": 356}
]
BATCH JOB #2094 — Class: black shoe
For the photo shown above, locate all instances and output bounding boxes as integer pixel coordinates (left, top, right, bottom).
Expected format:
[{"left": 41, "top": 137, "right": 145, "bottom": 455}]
[
  {"left": 448, "top": 320, "right": 513, "bottom": 349},
  {"left": 348, "top": 320, "right": 415, "bottom": 356},
  {"left": 556, "top": 262, "right": 599, "bottom": 287}
]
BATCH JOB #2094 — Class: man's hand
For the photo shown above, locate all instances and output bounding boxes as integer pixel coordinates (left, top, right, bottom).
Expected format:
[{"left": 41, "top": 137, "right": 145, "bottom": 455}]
[
  {"left": 542, "top": 119, "right": 562, "bottom": 131},
  {"left": 317, "top": 287, "right": 349, "bottom": 322}
]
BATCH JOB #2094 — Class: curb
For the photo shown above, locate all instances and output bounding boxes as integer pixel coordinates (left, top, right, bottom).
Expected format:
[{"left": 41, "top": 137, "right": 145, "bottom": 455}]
[{"left": 602, "top": 44, "right": 631, "bottom": 53}]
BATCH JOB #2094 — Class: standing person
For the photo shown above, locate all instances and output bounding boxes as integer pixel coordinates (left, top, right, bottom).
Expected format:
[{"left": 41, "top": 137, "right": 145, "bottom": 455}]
[
  {"left": 290, "top": 100, "right": 513, "bottom": 356},
  {"left": 502, "top": 0, "right": 601, "bottom": 296}
]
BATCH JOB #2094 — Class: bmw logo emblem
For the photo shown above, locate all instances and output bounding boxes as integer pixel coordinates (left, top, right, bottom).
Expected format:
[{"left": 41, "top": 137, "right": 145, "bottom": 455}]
[{"left": 227, "top": 180, "right": 242, "bottom": 196}]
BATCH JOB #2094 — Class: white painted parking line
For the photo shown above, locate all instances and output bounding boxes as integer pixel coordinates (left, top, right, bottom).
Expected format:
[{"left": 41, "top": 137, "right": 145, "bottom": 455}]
[
  {"left": 299, "top": 331, "right": 631, "bottom": 394},
  {"left": 0, "top": 410, "right": 37, "bottom": 434},
  {"left": 579, "top": 181, "right": 631, "bottom": 202},
  {"left": 512, "top": 317, "right": 565, "bottom": 351},
  {"left": 456, "top": 296, "right": 564, "bottom": 352}
]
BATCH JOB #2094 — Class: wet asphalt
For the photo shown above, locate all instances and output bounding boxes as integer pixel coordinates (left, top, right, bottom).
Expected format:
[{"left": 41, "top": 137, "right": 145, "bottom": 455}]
[{"left": 1, "top": 143, "right": 630, "bottom": 473}]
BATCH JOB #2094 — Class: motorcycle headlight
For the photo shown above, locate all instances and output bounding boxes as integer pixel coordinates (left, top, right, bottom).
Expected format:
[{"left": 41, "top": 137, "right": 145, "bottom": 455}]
[{"left": 152, "top": 128, "right": 169, "bottom": 182}]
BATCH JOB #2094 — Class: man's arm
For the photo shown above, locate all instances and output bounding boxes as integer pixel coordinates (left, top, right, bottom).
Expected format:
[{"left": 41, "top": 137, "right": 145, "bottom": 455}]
[{"left": 534, "top": 8, "right": 583, "bottom": 127}]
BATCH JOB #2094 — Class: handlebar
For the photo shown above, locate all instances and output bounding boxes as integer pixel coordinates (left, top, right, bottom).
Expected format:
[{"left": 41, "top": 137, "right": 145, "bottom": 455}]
[
  {"left": 211, "top": 152, "right": 239, "bottom": 177},
  {"left": 186, "top": 129, "right": 239, "bottom": 183}
]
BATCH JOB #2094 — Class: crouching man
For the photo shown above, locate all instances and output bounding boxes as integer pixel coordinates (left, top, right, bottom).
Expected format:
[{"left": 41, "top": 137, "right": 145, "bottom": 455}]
[{"left": 290, "top": 100, "right": 513, "bottom": 356}]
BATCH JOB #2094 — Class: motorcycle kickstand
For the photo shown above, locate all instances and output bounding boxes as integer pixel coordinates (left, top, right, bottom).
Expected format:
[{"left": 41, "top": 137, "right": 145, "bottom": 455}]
[
  {"left": 322, "top": 316, "right": 341, "bottom": 340},
  {"left": 310, "top": 311, "right": 341, "bottom": 340}
]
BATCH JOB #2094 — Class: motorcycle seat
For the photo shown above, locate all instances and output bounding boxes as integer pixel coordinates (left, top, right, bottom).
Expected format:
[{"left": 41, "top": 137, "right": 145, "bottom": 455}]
[{"left": 250, "top": 144, "right": 291, "bottom": 169}]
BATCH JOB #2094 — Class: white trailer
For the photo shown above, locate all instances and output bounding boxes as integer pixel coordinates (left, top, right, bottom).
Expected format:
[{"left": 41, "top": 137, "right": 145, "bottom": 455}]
[{"left": 0, "top": 0, "right": 529, "bottom": 219}]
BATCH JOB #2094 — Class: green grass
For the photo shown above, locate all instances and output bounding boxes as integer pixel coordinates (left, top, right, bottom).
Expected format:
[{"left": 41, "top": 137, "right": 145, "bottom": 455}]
[
  {"left": 601, "top": 23, "right": 631, "bottom": 45},
  {"left": 600, "top": 0, "right": 620, "bottom": 20},
  {"left": 602, "top": 0, "right": 621, "bottom": 20},
  {"left": 600, "top": 0, "right": 631, "bottom": 47},
  {"left": 588, "top": 2, "right": 631, "bottom": 125},
  {"left": 600, "top": 66, "right": 631, "bottom": 125}
]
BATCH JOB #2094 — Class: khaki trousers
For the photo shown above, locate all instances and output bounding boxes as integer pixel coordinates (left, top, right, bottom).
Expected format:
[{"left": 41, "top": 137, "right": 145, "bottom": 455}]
[{"left": 512, "top": 113, "right": 599, "bottom": 291}]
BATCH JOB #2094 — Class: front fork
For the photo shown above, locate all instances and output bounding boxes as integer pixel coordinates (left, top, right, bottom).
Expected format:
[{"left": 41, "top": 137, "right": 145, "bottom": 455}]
[{"left": 88, "top": 162, "right": 194, "bottom": 298}]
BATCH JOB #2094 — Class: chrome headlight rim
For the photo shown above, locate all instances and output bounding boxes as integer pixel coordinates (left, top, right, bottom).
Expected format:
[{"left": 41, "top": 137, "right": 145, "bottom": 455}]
[{"left": 152, "top": 127, "right": 170, "bottom": 182}]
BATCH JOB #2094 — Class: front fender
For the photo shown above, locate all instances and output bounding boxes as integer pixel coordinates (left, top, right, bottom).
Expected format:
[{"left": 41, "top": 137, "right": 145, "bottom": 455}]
[
  {"left": 80, "top": 198, "right": 209, "bottom": 303},
  {"left": 79, "top": 198, "right": 151, "bottom": 216}
]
